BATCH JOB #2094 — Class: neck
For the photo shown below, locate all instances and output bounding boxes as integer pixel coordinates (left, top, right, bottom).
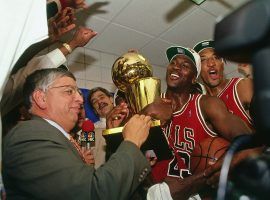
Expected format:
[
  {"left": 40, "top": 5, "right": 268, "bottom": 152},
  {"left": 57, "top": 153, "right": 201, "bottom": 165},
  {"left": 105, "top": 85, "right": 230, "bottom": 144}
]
[
  {"left": 166, "top": 89, "right": 191, "bottom": 112},
  {"left": 205, "top": 78, "right": 229, "bottom": 96}
]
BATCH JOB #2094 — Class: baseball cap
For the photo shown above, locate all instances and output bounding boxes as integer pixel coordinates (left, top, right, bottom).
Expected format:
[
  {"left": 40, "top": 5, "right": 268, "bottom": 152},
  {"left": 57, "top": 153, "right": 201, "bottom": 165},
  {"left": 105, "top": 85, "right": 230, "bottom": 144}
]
[
  {"left": 166, "top": 46, "right": 201, "bottom": 78},
  {"left": 193, "top": 40, "right": 214, "bottom": 53}
]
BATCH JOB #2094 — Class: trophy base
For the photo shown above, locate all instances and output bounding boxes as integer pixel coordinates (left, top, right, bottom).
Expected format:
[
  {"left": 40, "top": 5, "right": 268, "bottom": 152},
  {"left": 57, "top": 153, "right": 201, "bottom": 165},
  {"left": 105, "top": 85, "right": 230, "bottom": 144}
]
[
  {"left": 102, "top": 120, "right": 160, "bottom": 136},
  {"left": 102, "top": 122, "right": 173, "bottom": 161}
]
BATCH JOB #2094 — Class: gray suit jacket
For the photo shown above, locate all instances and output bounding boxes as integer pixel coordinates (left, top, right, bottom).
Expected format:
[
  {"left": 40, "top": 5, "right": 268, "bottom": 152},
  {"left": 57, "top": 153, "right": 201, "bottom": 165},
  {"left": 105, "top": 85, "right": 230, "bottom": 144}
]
[{"left": 3, "top": 116, "right": 150, "bottom": 200}]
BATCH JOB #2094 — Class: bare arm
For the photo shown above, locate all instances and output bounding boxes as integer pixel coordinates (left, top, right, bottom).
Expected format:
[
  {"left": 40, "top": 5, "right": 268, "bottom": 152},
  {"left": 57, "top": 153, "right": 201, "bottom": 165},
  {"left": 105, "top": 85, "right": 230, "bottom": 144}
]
[
  {"left": 237, "top": 78, "right": 254, "bottom": 111},
  {"left": 2, "top": 27, "right": 97, "bottom": 116},
  {"left": 164, "top": 173, "right": 207, "bottom": 200},
  {"left": 200, "top": 95, "right": 252, "bottom": 141},
  {"left": 140, "top": 97, "right": 173, "bottom": 126}
]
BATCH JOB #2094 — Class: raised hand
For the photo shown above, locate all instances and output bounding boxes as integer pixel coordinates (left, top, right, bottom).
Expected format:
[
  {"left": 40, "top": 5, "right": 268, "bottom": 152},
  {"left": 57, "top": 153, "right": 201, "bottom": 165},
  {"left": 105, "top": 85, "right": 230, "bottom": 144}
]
[
  {"left": 69, "top": 26, "right": 97, "bottom": 49},
  {"left": 49, "top": 7, "right": 76, "bottom": 42},
  {"left": 106, "top": 102, "right": 129, "bottom": 129},
  {"left": 123, "top": 114, "right": 151, "bottom": 148}
]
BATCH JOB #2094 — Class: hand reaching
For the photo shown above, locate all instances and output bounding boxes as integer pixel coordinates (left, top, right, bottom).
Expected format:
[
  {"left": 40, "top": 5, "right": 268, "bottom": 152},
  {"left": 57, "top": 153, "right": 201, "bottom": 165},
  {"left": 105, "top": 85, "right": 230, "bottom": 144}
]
[
  {"left": 106, "top": 102, "right": 129, "bottom": 129},
  {"left": 204, "top": 146, "right": 263, "bottom": 187},
  {"left": 72, "top": 0, "right": 89, "bottom": 9},
  {"left": 49, "top": 7, "right": 76, "bottom": 42},
  {"left": 123, "top": 114, "right": 151, "bottom": 148},
  {"left": 69, "top": 26, "right": 97, "bottom": 49}
]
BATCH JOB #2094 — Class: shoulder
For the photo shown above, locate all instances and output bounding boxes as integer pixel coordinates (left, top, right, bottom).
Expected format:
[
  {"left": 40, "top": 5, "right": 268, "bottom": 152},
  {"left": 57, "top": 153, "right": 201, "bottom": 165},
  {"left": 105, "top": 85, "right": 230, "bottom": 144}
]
[
  {"left": 200, "top": 95, "right": 225, "bottom": 106},
  {"left": 4, "top": 117, "right": 62, "bottom": 146},
  {"left": 200, "top": 95, "right": 228, "bottom": 115},
  {"left": 237, "top": 77, "right": 253, "bottom": 90},
  {"left": 237, "top": 78, "right": 253, "bottom": 104}
]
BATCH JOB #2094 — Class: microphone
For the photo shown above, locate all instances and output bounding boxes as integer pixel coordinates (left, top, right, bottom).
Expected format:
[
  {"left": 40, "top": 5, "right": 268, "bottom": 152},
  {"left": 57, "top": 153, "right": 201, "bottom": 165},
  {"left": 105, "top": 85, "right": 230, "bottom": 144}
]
[{"left": 81, "top": 119, "right": 95, "bottom": 150}]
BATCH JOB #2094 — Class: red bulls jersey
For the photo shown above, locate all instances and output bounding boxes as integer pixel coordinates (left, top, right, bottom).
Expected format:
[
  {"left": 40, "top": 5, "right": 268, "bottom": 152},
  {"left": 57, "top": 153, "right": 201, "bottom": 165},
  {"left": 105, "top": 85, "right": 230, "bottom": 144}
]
[
  {"left": 151, "top": 94, "right": 217, "bottom": 181},
  {"left": 218, "top": 78, "right": 253, "bottom": 128}
]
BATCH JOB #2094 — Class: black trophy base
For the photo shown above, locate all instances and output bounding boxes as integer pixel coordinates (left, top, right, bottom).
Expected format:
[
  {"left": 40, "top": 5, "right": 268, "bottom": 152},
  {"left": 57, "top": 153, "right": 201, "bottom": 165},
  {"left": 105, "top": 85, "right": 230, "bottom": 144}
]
[{"left": 103, "top": 126, "right": 173, "bottom": 161}]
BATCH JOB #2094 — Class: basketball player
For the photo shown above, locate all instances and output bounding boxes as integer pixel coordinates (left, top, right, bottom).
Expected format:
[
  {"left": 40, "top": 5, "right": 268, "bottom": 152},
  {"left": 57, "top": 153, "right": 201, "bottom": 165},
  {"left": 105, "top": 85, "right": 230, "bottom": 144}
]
[
  {"left": 193, "top": 40, "right": 254, "bottom": 128},
  {"left": 144, "top": 46, "right": 253, "bottom": 199}
]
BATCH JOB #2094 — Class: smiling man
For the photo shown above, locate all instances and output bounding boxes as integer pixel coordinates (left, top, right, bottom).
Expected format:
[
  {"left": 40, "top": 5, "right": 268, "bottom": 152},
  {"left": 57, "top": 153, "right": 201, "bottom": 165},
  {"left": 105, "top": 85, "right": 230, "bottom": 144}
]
[
  {"left": 88, "top": 87, "right": 114, "bottom": 127},
  {"left": 142, "top": 46, "right": 253, "bottom": 199},
  {"left": 193, "top": 40, "right": 254, "bottom": 128},
  {"left": 3, "top": 68, "right": 152, "bottom": 199}
]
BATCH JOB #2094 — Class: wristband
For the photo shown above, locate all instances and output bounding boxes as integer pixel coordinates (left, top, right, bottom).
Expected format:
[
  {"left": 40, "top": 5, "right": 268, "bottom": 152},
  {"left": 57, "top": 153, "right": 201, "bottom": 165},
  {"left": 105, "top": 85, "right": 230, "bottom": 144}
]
[{"left": 63, "top": 43, "right": 72, "bottom": 53}]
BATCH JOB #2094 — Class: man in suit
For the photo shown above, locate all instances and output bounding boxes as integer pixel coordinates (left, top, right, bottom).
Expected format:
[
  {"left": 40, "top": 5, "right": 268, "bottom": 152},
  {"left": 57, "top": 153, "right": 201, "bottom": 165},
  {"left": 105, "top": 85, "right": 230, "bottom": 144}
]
[{"left": 2, "top": 68, "right": 152, "bottom": 200}]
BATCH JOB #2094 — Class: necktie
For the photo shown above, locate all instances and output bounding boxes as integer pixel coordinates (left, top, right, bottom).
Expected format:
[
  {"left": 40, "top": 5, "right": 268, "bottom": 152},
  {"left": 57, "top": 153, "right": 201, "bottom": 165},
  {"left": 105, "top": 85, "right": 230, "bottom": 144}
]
[{"left": 69, "top": 136, "right": 87, "bottom": 163}]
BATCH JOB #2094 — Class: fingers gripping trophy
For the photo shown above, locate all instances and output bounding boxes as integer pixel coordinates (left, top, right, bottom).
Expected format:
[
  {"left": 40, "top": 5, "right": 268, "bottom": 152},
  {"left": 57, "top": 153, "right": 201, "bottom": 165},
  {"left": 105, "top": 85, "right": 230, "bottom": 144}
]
[{"left": 103, "top": 52, "right": 161, "bottom": 135}]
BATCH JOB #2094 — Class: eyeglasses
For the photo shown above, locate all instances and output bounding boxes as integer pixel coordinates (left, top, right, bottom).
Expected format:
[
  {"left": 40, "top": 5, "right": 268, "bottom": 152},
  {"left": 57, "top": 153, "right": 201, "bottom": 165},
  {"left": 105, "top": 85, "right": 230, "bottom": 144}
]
[{"left": 47, "top": 85, "right": 81, "bottom": 96}]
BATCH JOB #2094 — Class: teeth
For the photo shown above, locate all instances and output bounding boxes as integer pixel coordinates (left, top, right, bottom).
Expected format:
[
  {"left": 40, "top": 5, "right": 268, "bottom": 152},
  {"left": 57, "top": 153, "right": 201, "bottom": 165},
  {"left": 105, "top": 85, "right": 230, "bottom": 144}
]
[
  {"left": 99, "top": 103, "right": 107, "bottom": 109},
  {"left": 170, "top": 73, "right": 179, "bottom": 78},
  {"left": 209, "top": 70, "right": 216, "bottom": 74}
]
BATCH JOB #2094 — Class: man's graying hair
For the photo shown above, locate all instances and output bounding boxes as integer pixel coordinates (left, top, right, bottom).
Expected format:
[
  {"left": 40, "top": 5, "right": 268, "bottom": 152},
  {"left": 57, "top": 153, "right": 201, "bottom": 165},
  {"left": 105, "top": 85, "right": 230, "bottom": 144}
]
[{"left": 23, "top": 68, "right": 76, "bottom": 110}]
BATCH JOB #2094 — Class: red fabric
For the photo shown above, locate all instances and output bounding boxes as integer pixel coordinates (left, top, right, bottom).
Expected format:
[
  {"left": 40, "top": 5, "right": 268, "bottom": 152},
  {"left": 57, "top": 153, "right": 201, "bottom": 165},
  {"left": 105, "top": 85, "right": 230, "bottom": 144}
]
[
  {"left": 161, "top": 94, "right": 217, "bottom": 179},
  {"left": 217, "top": 78, "right": 253, "bottom": 128},
  {"left": 59, "top": 0, "right": 68, "bottom": 9},
  {"left": 151, "top": 159, "right": 171, "bottom": 183}
]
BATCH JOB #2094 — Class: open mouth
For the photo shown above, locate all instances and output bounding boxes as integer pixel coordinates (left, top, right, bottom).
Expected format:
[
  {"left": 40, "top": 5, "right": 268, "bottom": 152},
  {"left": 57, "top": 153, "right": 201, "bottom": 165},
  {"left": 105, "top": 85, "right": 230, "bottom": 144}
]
[
  {"left": 99, "top": 102, "right": 108, "bottom": 110},
  {"left": 170, "top": 73, "right": 180, "bottom": 80},
  {"left": 208, "top": 69, "right": 219, "bottom": 79}
]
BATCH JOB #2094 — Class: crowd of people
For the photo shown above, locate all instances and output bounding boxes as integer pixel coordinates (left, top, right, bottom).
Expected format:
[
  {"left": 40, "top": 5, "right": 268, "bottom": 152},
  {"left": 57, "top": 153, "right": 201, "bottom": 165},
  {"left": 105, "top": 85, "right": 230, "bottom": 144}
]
[{"left": 1, "top": 0, "right": 263, "bottom": 200}]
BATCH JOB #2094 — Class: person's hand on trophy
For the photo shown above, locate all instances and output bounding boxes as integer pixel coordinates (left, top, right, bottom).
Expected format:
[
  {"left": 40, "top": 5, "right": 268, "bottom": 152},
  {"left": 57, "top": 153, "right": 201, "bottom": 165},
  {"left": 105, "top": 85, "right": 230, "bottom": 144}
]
[
  {"left": 106, "top": 102, "right": 130, "bottom": 129},
  {"left": 122, "top": 114, "right": 152, "bottom": 148},
  {"left": 140, "top": 97, "right": 173, "bottom": 126}
]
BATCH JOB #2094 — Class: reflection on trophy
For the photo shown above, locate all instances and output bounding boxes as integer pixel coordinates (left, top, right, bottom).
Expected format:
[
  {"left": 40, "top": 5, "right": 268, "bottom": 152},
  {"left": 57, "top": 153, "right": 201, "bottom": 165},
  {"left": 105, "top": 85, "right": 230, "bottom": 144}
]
[{"left": 103, "top": 52, "right": 161, "bottom": 135}]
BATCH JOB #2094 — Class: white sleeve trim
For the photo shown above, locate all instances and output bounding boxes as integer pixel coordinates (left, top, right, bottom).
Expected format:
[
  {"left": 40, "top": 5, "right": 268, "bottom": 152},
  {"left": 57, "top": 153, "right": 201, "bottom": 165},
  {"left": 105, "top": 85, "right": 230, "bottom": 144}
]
[
  {"left": 147, "top": 182, "right": 173, "bottom": 200},
  {"left": 46, "top": 48, "right": 67, "bottom": 68}
]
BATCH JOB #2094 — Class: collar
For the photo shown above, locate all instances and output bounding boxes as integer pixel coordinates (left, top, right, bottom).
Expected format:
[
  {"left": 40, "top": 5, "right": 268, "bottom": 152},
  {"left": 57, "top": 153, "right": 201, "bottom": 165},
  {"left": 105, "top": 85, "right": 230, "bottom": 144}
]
[{"left": 43, "top": 118, "right": 70, "bottom": 139}]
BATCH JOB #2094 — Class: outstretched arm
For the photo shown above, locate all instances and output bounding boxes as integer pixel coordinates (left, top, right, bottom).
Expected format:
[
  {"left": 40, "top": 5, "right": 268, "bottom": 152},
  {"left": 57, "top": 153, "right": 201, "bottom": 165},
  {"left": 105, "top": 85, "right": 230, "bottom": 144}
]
[{"left": 200, "top": 95, "right": 252, "bottom": 141}]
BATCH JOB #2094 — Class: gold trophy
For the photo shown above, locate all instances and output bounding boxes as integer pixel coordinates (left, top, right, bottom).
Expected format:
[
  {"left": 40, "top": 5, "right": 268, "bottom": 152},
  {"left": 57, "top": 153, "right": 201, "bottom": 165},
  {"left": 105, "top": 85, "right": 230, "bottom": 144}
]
[{"left": 102, "top": 52, "right": 161, "bottom": 135}]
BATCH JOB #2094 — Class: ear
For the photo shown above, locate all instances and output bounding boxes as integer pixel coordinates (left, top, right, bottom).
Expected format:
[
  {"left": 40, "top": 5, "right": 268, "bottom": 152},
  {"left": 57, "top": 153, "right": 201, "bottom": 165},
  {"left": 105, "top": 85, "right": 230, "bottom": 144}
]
[
  {"left": 192, "top": 76, "right": 197, "bottom": 85},
  {"left": 32, "top": 90, "right": 47, "bottom": 109}
]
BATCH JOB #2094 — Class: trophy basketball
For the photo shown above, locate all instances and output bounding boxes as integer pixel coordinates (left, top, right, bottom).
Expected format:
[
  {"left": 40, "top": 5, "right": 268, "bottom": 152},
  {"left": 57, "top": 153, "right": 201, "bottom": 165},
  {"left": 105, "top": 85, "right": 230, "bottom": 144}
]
[{"left": 102, "top": 52, "right": 161, "bottom": 135}]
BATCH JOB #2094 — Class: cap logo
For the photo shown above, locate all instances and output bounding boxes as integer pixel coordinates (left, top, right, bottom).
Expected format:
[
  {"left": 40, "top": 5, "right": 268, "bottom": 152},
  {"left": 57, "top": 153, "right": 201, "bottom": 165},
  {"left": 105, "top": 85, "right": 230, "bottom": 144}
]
[
  {"left": 177, "top": 48, "right": 184, "bottom": 54},
  {"left": 201, "top": 41, "right": 210, "bottom": 47}
]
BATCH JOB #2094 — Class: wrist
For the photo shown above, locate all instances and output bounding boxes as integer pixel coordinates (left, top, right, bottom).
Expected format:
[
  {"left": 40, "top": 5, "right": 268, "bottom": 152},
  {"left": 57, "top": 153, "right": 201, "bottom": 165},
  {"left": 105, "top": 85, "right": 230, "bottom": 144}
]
[
  {"left": 63, "top": 43, "right": 73, "bottom": 54},
  {"left": 124, "top": 138, "right": 141, "bottom": 148}
]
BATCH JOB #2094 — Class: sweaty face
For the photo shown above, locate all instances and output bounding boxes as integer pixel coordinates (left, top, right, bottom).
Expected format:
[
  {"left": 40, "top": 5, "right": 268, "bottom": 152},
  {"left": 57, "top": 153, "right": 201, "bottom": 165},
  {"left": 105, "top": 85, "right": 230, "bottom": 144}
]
[
  {"left": 90, "top": 91, "right": 114, "bottom": 118},
  {"left": 199, "top": 48, "right": 224, "bottom": 88},
  {"left": 166, "top": 55, "right": 197, "bottom": 89},
  {"left": 45, "top": 77, "right": 83, "bottom": 132}
]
